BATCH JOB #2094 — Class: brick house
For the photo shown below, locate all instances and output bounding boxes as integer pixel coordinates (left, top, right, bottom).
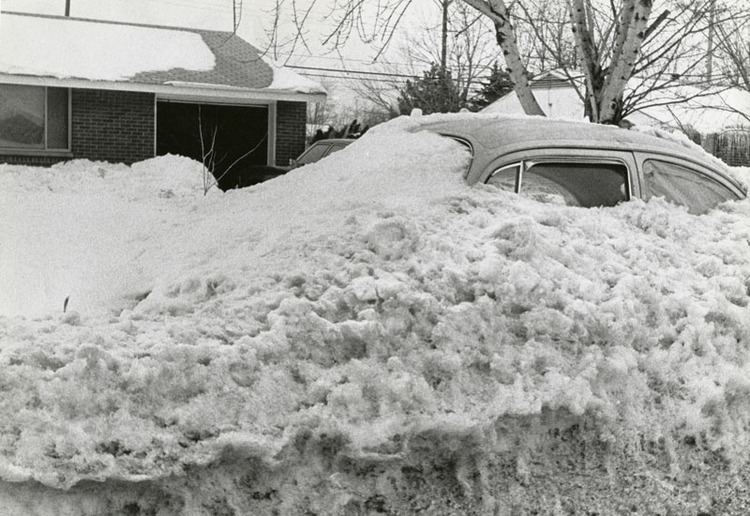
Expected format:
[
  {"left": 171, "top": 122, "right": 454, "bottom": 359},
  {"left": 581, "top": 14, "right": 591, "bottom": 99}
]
[{"left": 0, "top": 11, "right": 325, "bottom": 183}]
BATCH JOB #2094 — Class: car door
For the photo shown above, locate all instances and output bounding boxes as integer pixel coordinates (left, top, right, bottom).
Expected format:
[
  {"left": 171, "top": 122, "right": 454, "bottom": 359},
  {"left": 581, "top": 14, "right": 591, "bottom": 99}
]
[
  {"left": 480, "top": 148, "right": 640, "bottom": 208},
  {"left": 633, "top": 152, "right": 743, "bottom": 214}
]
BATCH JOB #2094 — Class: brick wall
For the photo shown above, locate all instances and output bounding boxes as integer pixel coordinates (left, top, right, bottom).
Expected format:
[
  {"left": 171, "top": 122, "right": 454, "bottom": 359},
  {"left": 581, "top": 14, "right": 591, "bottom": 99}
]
[
  {"left": 71, "top": 89, "right": 155, "bottom": 164},
  {"left": 275, "top": 101, "right": 306, "bottom": 167},
  {"left": 0, "top": 154, "right": 70, "bottom": 167}
]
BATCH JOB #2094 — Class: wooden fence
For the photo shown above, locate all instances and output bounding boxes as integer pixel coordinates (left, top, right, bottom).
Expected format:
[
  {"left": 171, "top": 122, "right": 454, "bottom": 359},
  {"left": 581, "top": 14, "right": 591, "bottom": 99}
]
[{"left": 701, "top": 129, "right": 750, "bottom": 167}]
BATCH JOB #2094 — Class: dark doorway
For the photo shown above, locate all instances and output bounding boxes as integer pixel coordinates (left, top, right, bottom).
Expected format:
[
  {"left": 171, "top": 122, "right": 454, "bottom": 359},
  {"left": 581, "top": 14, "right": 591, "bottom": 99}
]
[{"left": 157, "top": 101, "right": 270, "bottom": 189}]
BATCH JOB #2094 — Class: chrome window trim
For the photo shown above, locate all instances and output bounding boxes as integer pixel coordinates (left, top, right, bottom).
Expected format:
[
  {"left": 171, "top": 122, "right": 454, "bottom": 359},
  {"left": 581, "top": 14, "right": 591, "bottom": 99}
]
[
  {"left": 487, "top": 162, "right": 522, "bottom": 193},
  {"left": 482, "top": 150, "right": 635, "bottom": 202},
  {"left": 437, "top": 133, "right": 475, "bottom": 179}
]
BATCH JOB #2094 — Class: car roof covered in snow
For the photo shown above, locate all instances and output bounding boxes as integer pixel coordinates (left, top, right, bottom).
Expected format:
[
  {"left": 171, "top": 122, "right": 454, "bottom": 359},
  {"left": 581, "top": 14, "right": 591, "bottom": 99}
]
[
  {"left": 411, "top": 113, "right": 745, "bottom": 193},
  {"left": 415, "top": 115, "right": 715, "bottom": 159}
]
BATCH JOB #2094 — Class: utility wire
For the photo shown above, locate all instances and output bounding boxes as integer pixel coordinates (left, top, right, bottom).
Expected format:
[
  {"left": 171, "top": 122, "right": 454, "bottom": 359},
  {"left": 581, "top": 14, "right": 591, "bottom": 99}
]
[
  {"left": 297, "top": 72, "right": 412, "bottom": 84},
  {"left": 141, "top": 0, "right": 229, "bottom": 8},
  {"left": 286, "top": 64, "right": 420, "bottom": 79}
]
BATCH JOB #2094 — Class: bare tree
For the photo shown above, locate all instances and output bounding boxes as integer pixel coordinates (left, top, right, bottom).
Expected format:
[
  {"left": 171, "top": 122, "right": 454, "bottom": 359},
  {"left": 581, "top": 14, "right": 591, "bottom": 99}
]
[
  {"left": 348, "top": 1, "right": 499, "bottom": 115},
  {"left": 713, "top": 4, "right": 750, "bottom": 91},
  {"left": 349, "top": 74, "right": 403, "bottom": 119},
  {"left": 619, "top": 0, "right": 749, "bottom": 121},
  {"left": 268, "top": 0, "right": 744, "bottom": 124},
  {"left": 197, "top": 106, "right": 267, "bottom": 195},
  {"left": 512, "top": 0, "right": 578, "bottom": 72},
  {"left": 265, "top": 0, "right": 545, "bottom": 114},
  {"left": 405, "top": 1, "right": 498, "bottom": 104},
  {"left": 509, "top": 0, "right": 749, "bottom": 124}
]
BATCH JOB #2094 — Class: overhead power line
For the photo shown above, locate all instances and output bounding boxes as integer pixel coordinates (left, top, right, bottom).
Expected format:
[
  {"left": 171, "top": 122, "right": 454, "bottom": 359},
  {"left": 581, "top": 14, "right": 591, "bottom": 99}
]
[
  {"left": 283, "top": 53, "right": 414, "bottom": 68},
  {"left": 297, "top": 72, "right": 412, "bottom": 84},
  {"left": 286, "top": 64, "right": 419, "bottom": 79},
  {"left": 140, "top": 0, "right": 230, "bottom": 11}
]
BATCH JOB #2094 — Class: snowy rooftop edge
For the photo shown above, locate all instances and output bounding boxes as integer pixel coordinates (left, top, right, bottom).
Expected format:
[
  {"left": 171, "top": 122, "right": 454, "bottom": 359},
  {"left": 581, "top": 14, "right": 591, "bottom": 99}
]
[{"left": 0, "top": 12, "right": 326, "bottom": 97}]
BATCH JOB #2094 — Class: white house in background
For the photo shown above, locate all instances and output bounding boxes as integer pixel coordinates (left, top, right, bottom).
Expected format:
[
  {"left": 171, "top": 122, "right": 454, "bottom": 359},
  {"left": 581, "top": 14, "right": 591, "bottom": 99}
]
[
  {"left": 0, "top": 11, "right": 326, "bottom": 187},
  {"left": 483, "top": 70, "right": 750, "bottom": 134},
  {"left": 482, "top": 70, "right": 595, "bottom": 121}
]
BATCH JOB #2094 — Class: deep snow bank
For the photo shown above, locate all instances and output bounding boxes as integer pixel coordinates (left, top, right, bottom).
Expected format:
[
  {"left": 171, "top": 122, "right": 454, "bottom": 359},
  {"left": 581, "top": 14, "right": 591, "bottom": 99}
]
[{"left": 1, "top": 115, "right": 750, "bottom": 514}]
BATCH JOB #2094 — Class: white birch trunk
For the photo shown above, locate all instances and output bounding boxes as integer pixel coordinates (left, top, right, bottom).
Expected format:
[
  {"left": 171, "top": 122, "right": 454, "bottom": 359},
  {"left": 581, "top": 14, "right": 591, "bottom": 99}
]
[
  {"left": 567, "top": 0, "right": 601, "bottom": 121},
  {"left": 599, "top": 0, "right": 652, "bottom": 123},
  {"left": 463, "top": 0, "right": 546, "bottom": 116}
]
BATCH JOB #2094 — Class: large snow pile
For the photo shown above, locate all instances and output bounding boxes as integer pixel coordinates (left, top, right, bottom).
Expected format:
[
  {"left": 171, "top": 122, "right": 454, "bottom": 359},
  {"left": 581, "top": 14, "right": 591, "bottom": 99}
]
[{"left": 1, "top": 115, "right": 750, "bottom": 514}]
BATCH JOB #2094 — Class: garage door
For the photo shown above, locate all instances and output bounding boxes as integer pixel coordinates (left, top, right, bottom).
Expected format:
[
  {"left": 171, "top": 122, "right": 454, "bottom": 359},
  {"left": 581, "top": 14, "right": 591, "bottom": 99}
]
[{"left": 157, "top": 101, "right": 269, "bottom": 190}]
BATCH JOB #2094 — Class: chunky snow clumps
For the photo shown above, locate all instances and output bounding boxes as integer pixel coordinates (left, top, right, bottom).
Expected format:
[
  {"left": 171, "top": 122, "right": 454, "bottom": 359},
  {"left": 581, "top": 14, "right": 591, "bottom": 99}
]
[{"left": 1, "top": 114, "right": 749, "bottom": 513}]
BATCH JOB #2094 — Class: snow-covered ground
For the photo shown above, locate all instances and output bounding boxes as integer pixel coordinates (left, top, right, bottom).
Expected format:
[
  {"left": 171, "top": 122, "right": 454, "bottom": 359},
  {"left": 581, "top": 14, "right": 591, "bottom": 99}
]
[{"left": 1, "top": 115, "right": 750, "bottom": 514}]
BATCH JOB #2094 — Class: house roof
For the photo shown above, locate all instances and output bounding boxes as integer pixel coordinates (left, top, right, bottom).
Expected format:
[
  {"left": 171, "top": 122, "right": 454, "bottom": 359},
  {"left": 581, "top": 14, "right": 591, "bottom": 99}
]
[
  {"left": 0, "top": 11, "right": 325, "bottom": 102},
  {"left": 528, "top": 69, "right": 575, "bottom": 89},
  {"left": 482, "top": 74, "right": 750, "bottom": 133}
]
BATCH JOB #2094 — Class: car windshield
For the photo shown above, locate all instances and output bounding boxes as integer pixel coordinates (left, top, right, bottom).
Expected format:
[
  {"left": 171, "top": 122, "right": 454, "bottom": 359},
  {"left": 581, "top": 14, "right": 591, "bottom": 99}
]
[{"left": 298, "top": 143, "right": 330, "bottom": 165}]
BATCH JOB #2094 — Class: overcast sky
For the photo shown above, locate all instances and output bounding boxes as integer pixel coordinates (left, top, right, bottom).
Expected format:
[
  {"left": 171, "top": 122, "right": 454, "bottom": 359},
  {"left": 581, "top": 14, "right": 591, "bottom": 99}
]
[{"left": 0, "top": 0, "right": 435, "bottom": 62}]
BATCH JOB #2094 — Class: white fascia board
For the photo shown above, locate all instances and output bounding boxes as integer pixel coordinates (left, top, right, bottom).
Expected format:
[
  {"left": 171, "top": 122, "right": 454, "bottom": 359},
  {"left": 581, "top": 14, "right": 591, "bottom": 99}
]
[{"left": 0, "top": 73, "right": 326, "bottom": 103}]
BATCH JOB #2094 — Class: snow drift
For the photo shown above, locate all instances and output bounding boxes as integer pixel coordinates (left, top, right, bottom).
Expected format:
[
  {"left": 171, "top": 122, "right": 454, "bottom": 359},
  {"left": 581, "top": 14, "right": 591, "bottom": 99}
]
[{"left": 1, "top": 114, "right": 750, "bottom": 514}]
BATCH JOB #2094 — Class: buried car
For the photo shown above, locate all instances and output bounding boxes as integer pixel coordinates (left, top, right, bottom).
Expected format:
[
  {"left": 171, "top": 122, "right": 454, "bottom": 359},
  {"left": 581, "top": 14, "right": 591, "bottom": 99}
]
[
  {"left": 3, "top": 113, "right": 750, "bottom": 514},
  {"left": 415, "top": 116, "right": 747, "bottom": 214}
]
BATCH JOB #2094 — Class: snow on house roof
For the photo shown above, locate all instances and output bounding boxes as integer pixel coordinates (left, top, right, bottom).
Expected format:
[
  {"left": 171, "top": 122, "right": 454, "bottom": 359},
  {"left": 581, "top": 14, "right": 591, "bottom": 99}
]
[
  {"left": 483, "top": 77, "right": 750, "bottom": 133},
  {"left": 0, "top": 11, "right": 325, "bottom": 100}
]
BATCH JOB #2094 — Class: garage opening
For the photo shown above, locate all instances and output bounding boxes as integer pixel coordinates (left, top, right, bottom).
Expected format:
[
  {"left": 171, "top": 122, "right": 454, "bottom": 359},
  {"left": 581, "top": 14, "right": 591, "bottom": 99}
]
[{"left": 156, "top": 101, "right": 270, "bottom": 190}]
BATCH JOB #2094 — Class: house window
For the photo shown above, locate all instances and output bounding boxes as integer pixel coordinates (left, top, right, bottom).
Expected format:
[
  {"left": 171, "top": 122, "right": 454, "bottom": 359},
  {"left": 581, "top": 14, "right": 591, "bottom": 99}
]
[{"left": 0, "top": 85, "right": 70, "bottom": 151}]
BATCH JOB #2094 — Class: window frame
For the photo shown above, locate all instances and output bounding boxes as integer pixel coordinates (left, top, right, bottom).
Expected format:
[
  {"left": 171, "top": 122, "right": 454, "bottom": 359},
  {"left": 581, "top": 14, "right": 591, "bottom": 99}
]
[
  {"left": 482, "top": 148, "right": 638, "bottom": 203},
  {"left": 438, "top": 134, "right": 475, "bottom": 179},
  {"left": 487, "top": 162, "right": 522, "bottom": 193},
  {"left": 0, "top": 85, "right": 72, "bottom": 155}
]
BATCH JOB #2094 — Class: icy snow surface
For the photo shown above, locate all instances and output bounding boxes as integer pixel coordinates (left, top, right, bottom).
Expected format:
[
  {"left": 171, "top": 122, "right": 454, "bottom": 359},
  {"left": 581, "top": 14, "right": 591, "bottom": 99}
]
[
  {"left": 0, "top": 13, "right": 215, "bottom": 81},
  {"left": 2, "top": 114, "right": 750, "bottom": 513}
]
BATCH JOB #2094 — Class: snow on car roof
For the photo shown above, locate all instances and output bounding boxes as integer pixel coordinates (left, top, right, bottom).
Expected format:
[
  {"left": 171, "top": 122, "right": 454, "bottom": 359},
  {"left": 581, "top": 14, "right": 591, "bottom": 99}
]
[
  {"left": 410, "top": 112, "right": 742, "bottom": 189},
  {"left": 415, "top": 112, "right": 705, "bottom": 155}
]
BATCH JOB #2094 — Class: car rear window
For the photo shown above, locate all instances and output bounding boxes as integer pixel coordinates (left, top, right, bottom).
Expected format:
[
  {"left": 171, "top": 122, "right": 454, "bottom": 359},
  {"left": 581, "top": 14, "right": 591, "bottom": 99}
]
[{"left": 643, "top": 159, "right": 739, "bottom": 214}]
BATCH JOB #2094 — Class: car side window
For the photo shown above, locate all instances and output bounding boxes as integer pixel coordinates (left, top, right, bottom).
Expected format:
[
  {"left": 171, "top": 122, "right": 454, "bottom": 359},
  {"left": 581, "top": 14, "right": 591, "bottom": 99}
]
[
  {"left": 487, "top": 164, "right": 519, "bottom": 192},
  {"left": 298, "top": 143, "right": 330, "bottom": 165},
  {"left": 522, "top": 162, "right": 629, "bottom": 207},
  {"left": 642, "top": 159, "right": 738, "bottom": 214}
]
